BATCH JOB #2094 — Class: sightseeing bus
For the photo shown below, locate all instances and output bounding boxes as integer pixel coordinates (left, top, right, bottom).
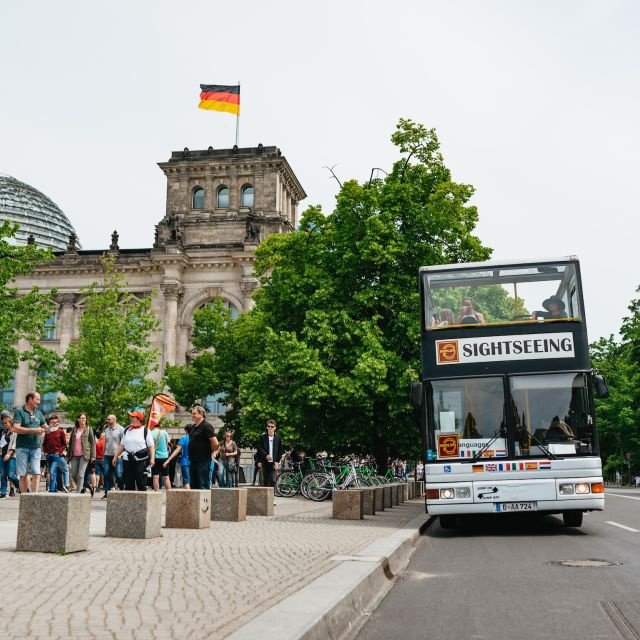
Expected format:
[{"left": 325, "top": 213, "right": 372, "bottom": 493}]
[{"left": 412, "top": 256, "right": 607, "bottom": 528}]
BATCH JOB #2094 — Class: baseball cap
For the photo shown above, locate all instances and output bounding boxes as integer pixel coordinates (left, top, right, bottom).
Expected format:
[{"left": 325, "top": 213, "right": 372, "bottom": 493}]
[{"left": 128, "top": 409, "right": 145, "bottom": 421}]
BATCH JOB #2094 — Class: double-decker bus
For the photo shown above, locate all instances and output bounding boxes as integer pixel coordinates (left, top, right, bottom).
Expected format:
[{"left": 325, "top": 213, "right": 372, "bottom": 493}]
[{"left": 412, "top": 256, "right": 607, "bottom": 528}]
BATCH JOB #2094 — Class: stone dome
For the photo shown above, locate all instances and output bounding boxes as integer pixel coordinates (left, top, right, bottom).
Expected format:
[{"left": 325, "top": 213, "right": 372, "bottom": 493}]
[{"left": 0, "top": 174, "right": 80, "bottom": 251}]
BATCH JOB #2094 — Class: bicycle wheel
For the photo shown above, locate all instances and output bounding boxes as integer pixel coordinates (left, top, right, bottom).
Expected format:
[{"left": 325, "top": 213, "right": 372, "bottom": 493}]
[
  {"left": 275, "top": 471, "right": 299, "bottom": 497},
  {"left": 304, "top": 473, "right": 333, "bottom": 501}
]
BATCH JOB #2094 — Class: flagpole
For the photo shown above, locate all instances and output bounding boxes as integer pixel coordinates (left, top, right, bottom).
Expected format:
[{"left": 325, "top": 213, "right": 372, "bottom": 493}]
[{"left": 235, "top": 81, "right": 240, "bottom": 147}]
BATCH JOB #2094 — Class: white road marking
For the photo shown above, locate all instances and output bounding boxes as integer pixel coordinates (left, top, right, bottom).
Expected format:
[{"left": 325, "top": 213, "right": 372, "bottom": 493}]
[
  {"left": 605, "top": 521, "right": 640, "bottom": 533},
  {"left": 606, "top": 492, "right": 640, "bottom": 501}
]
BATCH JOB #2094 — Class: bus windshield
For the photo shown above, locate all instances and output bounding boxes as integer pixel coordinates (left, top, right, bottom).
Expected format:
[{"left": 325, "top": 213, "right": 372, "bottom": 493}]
[
  {"left": 424, "top": 260, "right": 583, "bottom": 330},
  {"left": 428, "top": 373, "right": 596, "bottom": 459}
]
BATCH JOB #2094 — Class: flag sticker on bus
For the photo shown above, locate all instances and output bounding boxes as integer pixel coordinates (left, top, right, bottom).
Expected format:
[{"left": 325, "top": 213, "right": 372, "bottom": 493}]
[{"left": 435, "top": 333, "right": 575, "bottom": 365}]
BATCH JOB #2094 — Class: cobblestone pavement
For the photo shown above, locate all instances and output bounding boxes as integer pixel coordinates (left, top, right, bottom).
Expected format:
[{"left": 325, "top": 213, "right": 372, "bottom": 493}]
[{"left": 0, "top": 491, "right": 424, "bottom": 640}]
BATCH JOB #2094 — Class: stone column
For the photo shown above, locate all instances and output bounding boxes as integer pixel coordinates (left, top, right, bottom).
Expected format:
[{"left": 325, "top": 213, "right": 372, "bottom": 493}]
[
  {"left": 239, "top": 280, "right": 258, "bottom": 311},
  {"left": 57, "top": 293, "right": 77, "bottom": 355},
  {"left": 160, "top": 282, "right": 183, "bottom": 370},
  {"left": 13, "top": 339, "right": 31, "bottom": 408}
]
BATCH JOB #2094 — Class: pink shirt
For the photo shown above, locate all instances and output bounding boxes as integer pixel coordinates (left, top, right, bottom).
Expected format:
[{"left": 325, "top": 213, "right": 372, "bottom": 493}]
[{"left": 73, "top": 431, "right": 84, "bottom": 457}]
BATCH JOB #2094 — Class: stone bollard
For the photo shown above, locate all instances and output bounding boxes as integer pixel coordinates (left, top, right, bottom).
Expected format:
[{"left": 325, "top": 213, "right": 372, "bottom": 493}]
[
  {"left": 416, "top": 480, "right": 425, "bottom": 498},
  {"left": 383, "top": 485, "right": 393, "bottom": 509},
  {"left": 391, "top": 484, "right": 399, "bottom": 506},
  {"left": 332, "top": 489, "right": 363, "bottom": 520},
  {"left": 106, "top": 491, "right": 162, "bottom": 539},
  {"left": 165, "top": 490, "right": 211, "bottom": 529},
  {"left": 409, "top": 482, "right": 415, "bottom": 499},
  {"left": 211, "top": 487, "right": 247, "bottom": 522},
  {"left": 17, "top": 493, "right": 90, "bottom": 553},
  {"left": 360, "top": 487, "right": 376, "bottom": 516},
  {"left": 374, "top": 486, "right": 385, "bottom": 512},
  {"left": 245, "top": 486, "right": 274, "bottom": 516},
  {"left": 401, "top": 483, "right": 409, "bottom": 502}
]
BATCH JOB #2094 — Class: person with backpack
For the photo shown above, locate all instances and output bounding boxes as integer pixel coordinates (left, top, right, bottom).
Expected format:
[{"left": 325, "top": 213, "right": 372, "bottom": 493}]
[{"left": 111, "top": 410, "right": 155, "bottom": 491}]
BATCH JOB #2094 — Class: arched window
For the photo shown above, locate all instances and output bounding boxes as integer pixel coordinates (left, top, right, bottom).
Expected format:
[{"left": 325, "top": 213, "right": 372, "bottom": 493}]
[
  {"left": 42, "top": 314, "right": 56, "bottom": 340},
  {"left": 200, "top": 299, "right": 239, "bottom": 320},
  {"left": 205, "top": 392, "right": 227, "bottom": 415},
  {"left": 217, "top": 186, "right": 229, "bottom": 208},
  {"left": 192, "top": 187, "right": 205, "bottom": 209},
  {"left": 241, "top": 184, "right": 254, "bottom": 208}
]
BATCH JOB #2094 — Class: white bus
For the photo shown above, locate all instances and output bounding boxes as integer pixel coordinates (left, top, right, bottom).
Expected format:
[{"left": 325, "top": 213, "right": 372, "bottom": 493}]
[{"left": 412, "top": 257, "right": 607, "bottom": 528}]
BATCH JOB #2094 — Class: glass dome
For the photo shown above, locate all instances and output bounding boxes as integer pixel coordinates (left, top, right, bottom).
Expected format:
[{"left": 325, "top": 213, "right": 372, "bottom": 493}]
[{"left": 0, "top": 174, "right": 80, "bottom": 251}]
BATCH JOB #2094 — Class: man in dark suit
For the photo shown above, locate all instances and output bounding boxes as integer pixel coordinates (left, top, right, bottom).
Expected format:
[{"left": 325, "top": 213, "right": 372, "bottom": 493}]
[{"left": 257, "top": 419, "right": 283, "bottom": 487}]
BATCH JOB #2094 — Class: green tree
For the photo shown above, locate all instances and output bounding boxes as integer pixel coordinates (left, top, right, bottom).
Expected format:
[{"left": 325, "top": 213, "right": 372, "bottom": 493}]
[
  {"left": 0, "top": 221, "right": 56, "bottom": 395},
  {"left": 591, "top": 288, "right": 640, "bottom": 481},
  {"left": 48, "top": 257, "right": 160, "bottom": 426},
  {"left": 166, "top": 119, "right": 492, "bottom": 460}
]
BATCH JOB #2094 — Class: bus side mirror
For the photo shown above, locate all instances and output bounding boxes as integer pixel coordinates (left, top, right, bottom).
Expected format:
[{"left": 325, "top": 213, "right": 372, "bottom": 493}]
[
  {"left": 594, "top": 374, "right": 609, "bottom": 399},
  {"left": 410, "top": 382, "right": 423, "bottom": 408}
]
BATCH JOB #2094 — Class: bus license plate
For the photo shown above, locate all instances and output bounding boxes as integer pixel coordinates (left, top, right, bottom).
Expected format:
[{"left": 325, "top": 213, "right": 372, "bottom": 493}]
[{"left": 495, "top": 502, "right": 537, "bottom": 512}]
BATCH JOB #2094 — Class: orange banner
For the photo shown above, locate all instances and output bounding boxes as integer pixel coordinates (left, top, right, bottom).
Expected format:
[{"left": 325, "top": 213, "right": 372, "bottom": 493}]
[{"left": 147, "top": 394, "right": 177, "bottom": 430}]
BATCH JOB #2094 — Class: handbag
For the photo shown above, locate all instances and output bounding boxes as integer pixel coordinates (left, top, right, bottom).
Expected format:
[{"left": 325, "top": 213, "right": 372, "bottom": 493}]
[{"left": 228, "top": 458, "right": 237, "bottom": 474}]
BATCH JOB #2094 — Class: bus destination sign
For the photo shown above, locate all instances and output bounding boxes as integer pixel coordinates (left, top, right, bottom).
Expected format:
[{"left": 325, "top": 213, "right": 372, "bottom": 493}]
[{"left": 436, "top": 332, "right": 575, "bottom": 365}]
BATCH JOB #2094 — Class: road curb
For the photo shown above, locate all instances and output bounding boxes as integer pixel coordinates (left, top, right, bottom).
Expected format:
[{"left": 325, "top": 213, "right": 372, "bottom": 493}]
[{"left": 227, "top": 508, "right": 435, "bottom": 640}]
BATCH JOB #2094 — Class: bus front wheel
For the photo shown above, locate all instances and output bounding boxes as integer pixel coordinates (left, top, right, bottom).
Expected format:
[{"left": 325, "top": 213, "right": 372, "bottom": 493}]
[{"left": 563, "top": 511, "right": 584, "bottom": 527}]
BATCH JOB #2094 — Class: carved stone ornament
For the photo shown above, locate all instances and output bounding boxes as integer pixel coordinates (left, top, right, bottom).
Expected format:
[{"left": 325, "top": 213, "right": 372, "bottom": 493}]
[
  {"left": 161, "top": 282, "right": 184, "bottom": 300},
  {"left": 110, "top": 230, "right": 120, "bottom": 252},
  {"left": 239, "top": 280, "right": 258, "bottom": 298}
]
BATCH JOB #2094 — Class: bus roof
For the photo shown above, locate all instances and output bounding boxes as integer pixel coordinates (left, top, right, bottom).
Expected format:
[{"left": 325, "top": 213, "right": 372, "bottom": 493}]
[{"left": 419, "top": 256, "right": 579, "bottom": 274}]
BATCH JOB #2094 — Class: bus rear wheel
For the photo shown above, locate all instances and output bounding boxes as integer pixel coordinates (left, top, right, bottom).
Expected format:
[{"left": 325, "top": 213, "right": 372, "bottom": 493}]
[
  {"left": 439, "top": 515, "right": 458, "bottom": 530},
  {"left": 563, "top": 511, "right": 584, "bottom": 527}
]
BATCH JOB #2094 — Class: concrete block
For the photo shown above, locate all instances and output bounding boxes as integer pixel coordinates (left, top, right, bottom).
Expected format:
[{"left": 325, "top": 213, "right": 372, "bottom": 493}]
[
  {"left": 165, "top": 490, "right": 211, "bottom": 529},
  {"left": 400, "top": 483, "right": 408, "bottom": 502},
  {"left": 332, "top": 489, "right": 363, "bottom": 520},
  {"left": 416, "top": 480, "right": 425, "bottom": 498},
  {"left": 17, "top": 493, "right": 90, "bottom": 553},
  {"left": 211, "top": 487, "right": 247, "bottom": 522},
  {"left": 374, "top": 486, "right": 385, "bottom": 512},
  {"left": 391, "top": 484, "right": 399, "bottom": 506},
  {"left": 360, "top": 487, "right": 376, "bottom": 516},
  {"left": 383, "top": 485, "right": 392, "bottom": 509},
  {"left": 408, "top": 482, "right": 415, "bottom": 499},
  {"left": 246, "top": 486, "right": 274, "bottom": 516},
  {"left": 106, "top": 491, "right": 162, "bottom": 539}
]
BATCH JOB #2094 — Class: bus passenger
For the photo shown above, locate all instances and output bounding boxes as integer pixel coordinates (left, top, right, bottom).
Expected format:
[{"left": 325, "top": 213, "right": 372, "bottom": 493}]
[
  {"left": 434, "top": 308, "right": 455, "bottom": 327},
  {"left": 533, "top": 296, "right": 568, "bottom": 320},
  {"left": 458, "top": 298, "right": 485, "bottom": 324},
  {"left": 545, "top": 416, "right": 574, "bottom": 440}
]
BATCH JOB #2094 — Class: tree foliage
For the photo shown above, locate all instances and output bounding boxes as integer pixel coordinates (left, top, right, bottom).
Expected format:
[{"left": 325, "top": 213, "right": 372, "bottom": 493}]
[
  {"left": 47, "top": 257, "right": 160, "bottom": 427},
  {"left": 591, "top": 289, "right": 640, "bottom": 479},
  {"left": 0, "top": 221, "right": 56, "bottom": 394},
  {"left": 166, "top": 119, "right": 492, "bottom": 458}
]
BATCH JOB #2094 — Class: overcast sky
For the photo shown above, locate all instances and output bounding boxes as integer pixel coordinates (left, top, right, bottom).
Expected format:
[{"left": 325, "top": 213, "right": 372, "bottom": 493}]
[{"left": 1, "top": 1, "right": 638, "bottom": 342}]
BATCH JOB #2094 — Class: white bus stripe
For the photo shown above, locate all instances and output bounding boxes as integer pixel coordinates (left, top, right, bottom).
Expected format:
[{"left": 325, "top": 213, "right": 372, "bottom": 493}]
[
  {"left": 606, "top": 492, "right": 640, "bottom": 501},
  {"left": 606, "top": 521, "right": 640, "bottom": 533}
]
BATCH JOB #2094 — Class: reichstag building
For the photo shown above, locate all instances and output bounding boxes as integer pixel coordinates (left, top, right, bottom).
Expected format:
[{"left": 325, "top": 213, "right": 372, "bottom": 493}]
[{"left": 0, "top": 145, "right": 306, "bottom": 421}]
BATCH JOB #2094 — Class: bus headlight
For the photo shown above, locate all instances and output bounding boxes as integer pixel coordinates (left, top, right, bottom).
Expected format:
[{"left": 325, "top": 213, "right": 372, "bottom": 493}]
[
  {"left": 575, "top": 483, "right": 590, "bottom": 494},
  {"left": 455, "top": 487, "right": 471, "bottom": 499},
  {"left": 440, "top": 488, "right": 455, "bottom": 499},
  {"left": 559, "top": 484, "right": 575, "bottom": 495}
]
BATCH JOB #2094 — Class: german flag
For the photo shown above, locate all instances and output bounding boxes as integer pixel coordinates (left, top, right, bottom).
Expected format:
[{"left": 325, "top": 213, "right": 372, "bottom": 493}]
[{"left": 198, "top": 84, "right": 240, "bottom": 115}]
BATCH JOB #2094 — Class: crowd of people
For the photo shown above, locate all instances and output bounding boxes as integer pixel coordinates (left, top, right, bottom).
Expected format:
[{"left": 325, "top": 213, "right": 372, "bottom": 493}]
[{"left": 0, "top": 392, "right": 285, "bottom": 498}]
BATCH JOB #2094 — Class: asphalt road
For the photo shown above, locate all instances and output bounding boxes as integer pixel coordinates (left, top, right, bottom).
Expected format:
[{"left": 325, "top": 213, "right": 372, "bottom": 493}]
[{"left": 357, "top": 488, "right": 640, "bottom": 640}]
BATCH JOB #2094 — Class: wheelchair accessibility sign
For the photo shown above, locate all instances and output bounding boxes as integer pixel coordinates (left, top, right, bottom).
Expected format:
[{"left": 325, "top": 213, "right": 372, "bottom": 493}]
[{"left": 444, "top": 465, "right": 452, "bottom": 473}]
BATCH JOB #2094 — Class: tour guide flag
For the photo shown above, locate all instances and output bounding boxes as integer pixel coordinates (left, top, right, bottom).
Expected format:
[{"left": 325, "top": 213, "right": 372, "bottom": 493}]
[
  {"left": 198, "top": 84, "right": 240, "bottom": 114},
  {"left": 147, "top": 393, "right": 177, "bottom": 430}
]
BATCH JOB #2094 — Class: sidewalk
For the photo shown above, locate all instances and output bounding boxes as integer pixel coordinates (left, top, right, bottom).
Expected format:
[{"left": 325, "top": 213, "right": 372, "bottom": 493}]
[{"left": 0, "top": 491, "right": 427, "bottom": 640}]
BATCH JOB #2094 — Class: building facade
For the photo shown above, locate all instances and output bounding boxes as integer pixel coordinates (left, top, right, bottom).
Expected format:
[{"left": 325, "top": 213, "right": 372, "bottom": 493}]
[{"left": 7, "top": 145, "right": 306, "bottom": 417}]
